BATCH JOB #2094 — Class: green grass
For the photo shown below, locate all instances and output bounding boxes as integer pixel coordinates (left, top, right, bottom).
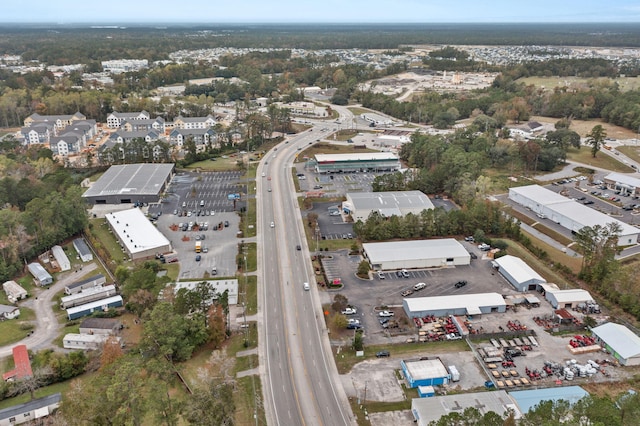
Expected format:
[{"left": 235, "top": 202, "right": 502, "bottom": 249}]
[
  {"left": 617, "top": 145, "right": 640, "bottom": 164},
  {"left": 87, "top": 218, "right": 133, "bottom": 267},
  {"left": 186, "top": 157, "right": 242, "bottom": 172},
  {"left": 244, "top": 243, "right": 257, "bottom": 272},
  {"left": 566, "top": 147, "right": 635, "bottom": 173},
  {"left": 530, "top": 222, "right": 575, "bottom": 247},
  {"left": 235, "top": 375, "right": 265, "bottom": 426},
  {"left": 348, "top": 107, "right": 372, "bottom": 116},
  {"left": 0, "top": 381, "right": 71, "bottom": 410},
  {"left": 0, "top": 313, "right": 36, "bottom": 346},
  {"left": 518, "top": 76, "right": 640, "bottom": 93},
  {"left": 242, "top": 276, "right": 257, "bottom": 316},
  {"left": 504, "top": 236, "right": 582, "bottom": 284},
  {"left": 233, "top": 354, "right": 258, "bottom": 375},
  {"left": 240, "top": 198, "right": 257, "bottom": 238}
]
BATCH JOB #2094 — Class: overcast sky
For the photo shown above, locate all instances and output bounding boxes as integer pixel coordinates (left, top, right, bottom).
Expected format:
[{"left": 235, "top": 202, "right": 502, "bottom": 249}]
[{"left": 2, "top": 0, "right": 639, "bottom": 23}]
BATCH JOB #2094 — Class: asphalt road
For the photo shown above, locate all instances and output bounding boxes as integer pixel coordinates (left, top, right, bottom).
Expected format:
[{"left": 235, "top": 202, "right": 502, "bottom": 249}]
[{"left": 259, "top": 109, "right": 355, "bottom": 425}]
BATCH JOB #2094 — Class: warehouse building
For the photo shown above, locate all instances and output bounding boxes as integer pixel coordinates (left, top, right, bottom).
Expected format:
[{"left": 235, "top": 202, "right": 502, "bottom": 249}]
[
  {"left": 539, "top": 284, "right": 595, "bottom": 309},
  {"left": 591, "top": 322, "right": 640, "bottom": 366},
  {"left": 401, "top": 357, "right": 451, "bottom": 388},
  {"left": 66, "top": 295, "right": 123, "bottom": 320},
  {"left": 2, "top": 281, "right": 27, "bottom": 303},
  {"left": 27, "top": 262, "right": 53, "bottom": 286},
  {"left": 73, "top": 238, "right": 93, "bottom": 262},
  {"left": 362, "top": 239, "right": 470, "bottom": 271},
  {"left": 492, "top": 255, "right": 546, "bottom": 292},
  {"left": 105, "top": 208, "right": 172, "bottom": 260},
  {"left": 509, "top": 386, "right": 589, "bottom": 413},
  {"left": 65, "top": 274, "right": 106, "bottom": 295},
  {"left": 603, "top": 172, "right": 640, "bottom": 196},
  {"left": 313, "top": 152, "right": 400, "bottom": 174},
  {"left": 403, "top": 293, "right": 506, "bottom": 318},
  {"left": 411, "top": 390, "right": 520, "bottom": 426},
  {"left": 342, "top": 191, "right": 434, "bottom": 222},
  {"left": 82, "top": 163, "right": 174, "bottom": 205},
  {"left": 173, "top": 279, "right": 239, "bottom": 305},
  {"left": 51, "top": 245, "right": 70, "bottom": 271},
  {"left": 509, "top": 185, "right": 639, "bottom": 246}
]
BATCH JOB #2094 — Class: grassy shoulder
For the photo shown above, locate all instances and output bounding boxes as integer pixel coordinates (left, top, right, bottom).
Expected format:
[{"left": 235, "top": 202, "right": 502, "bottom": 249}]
[{"left": 566, "top": 147, "right": 635, "bottom": 172}]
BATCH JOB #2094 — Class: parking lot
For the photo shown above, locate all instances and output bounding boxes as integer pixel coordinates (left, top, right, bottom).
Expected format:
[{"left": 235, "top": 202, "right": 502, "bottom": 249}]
[
  {"left": 149, "top": 170, "right": 244, "bottom": 279},
  {"left": 293, "top": 163, "right": 381, "bottom": 196}
]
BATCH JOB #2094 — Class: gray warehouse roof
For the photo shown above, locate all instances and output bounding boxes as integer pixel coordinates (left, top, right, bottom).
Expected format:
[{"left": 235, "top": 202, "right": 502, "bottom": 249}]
[
  {"left": 315, "top": 152, "right": 398, "bottom": 162},
  {"left": 363, "top": 239, "right": 469, "bottom": 264},
  {"left": 82, "top": 163, "right": 174, "bottom": 198},
  {"left": 591, "top": 322, "right": 640, "bottom": 360},
  {"left": 347, "top": 191, "right": 434, "bottom": 213},
  {"left": 493, "top": 255, "right": 545, "bottom": 285},
  {"left": 412, "top": 390, "right": 520, "bottom": 424}
]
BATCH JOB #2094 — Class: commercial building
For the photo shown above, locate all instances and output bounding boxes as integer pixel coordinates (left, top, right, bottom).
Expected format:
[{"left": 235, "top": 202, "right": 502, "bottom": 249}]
[
  {"left": 0, "top": 393, "right": 61, "bottom": 426},
  {"left": 401, "top": 357, "right": 451, "bottom": 388},
  {"left": 173, "top": 279, "right": 239, "bottom": 305},
  {"left": 51, "top": 245, "right": 71, "bottom": 271},
  {"left": 509, "top": 386, "right": 589, "bottom": 413},
  {"left": 2, "top": 345, "right": 33, "bottom": 382},
  {"left": 105, "top": 208, "right": 172, "bottom": 260},
  {"left": 603, "top": 172, "right": 640, "bottom": 196},
  {"left": 411, "top": 390, "right": 520, "bottom": 426},
  {"left": 73, "top": 237, "right": 93, "bottom": 262},
  {"left": 82, "top": 163, "right": 175, "bottom": 205},
  {"left": 0, "top": 305, "right": 20, "bottom": 320},
  {"left": 508, "top": 185, "right": 639, "bottom": 246},
  {"left": 362, "top": 239, "right": 470, "bottom": 271},
  {"left": 342, "top": 191, "right": 434, "bottom": 222},
  {"left": 539, "top": 284, "right": 595, "bottom": 309},
  {"left": 492, "top": 255, "right": 546, "bottom": 292},
  {"left": 66, "top": 295, "right": 123, "bottom": 321},
  {"left": 27, "top": 262, "right": 53, "bottom": 286},
  {"left": 2, "top": 281, "right": 27, "bottom": 303},
  {"left": 313, "top": 152, "right": 400, "bottom": 174},
  {"left": 79, "top": 318, "right": 122, "bottom": 335},
  {"left": 591, "top": 322, "right": 640, "bottom": 366},
  {"left": 65, "top": 274, "right": 106, "bottom": 295},
  {"left": 63, "top": 333, "right": 119, "bottom": 350},
  {"left": 404, "top": 293, "right": 506, "bottom": 318}
]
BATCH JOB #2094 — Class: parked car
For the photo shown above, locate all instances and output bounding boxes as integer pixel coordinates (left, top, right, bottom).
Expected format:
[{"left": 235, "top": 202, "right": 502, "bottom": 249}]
[
  {"left": 378, "top": 310, "right": 394, "bottom": 318},
  {"left": 413, "top": 282, "right": 427, "bottom": 291},
  {"left": 478, "top": 243, "right": 491, "bottom": 251},
  {"left": 395, "top": 271, "right": 403, "bottom": 278},
  {"left": 347, "top": 323, "right": 362, "bottom": 330},
  {"left": 270, "top": 221, "right": 275, "bottom": 228},
  {"left": 377, "top": 271, "right": 385, "bottom": 279},
  {"left": 195, "top": 255, "right": 201, "bottom": 262},
  {"left": 469, "top": 252, "right": 478, "bottom": 259},
  {"left": 376, "top": 351, "right": 390, "bottom": 358},
  {"left": 464, "top": 236, "right": 475, "bottom": 242},
  {"left": 296, "top": 245, "right": 301, "bottom": 251},
  {"left": 454, "top": 280, "right": 467, "bottom": 288},
  {"left": 401, "top": 269, "right": 410, "bottom": 278},
  {"left": 401, "top": 289, "right": 414, "bottom": 297},
  {"left": 446, "top": 333, "right": 462, "bottom": 340},
  {"left": 583, "top": 200, "right": 595, "bottom": 205},
  {"left": 348, "top": 318, "right": 360, "bottom": 325},
  {"left": 342, "top": 307, "right": 357, "bottom": 315}
]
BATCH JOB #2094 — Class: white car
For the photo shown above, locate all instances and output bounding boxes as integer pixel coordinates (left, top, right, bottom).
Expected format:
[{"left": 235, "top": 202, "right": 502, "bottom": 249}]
[
  {"left": 262, "top": 172, "right": 266, "bottom": 177},
  {"left": 378, "top": 310, "right": 394, "bottom": 318},
  {"left": 348, "top": 318, "right": 361, "bottom": 325},
  {"left": 446, "top": 333, "right": 463, "bottom": 340},
  {"left": 270, "top": 221, "right": 275, "bottom": 228},
  {"left": 413, "top": 282, "right": 426, "bottom": 291},
  {"left": 342, "top": 307, "right": 357, "bottom": 315}
]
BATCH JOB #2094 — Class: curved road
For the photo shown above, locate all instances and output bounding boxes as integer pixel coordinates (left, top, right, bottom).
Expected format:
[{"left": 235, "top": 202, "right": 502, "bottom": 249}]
[
  {"left": 0, "top": 263, "right": 98, "bottom": 358},
  {"left": 258, "top": 119, "right": 355, "bottom": 425}
]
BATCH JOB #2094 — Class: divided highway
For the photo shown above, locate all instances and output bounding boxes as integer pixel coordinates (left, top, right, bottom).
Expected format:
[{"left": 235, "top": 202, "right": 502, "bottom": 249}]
[{"left": 257, "top": 123, "right": 355, "bottom": 425}]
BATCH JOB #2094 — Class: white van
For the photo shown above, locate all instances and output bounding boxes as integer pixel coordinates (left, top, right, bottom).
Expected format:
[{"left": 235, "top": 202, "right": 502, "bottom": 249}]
[
  {"left": 303, "top": 282, "right": 310, "bottom": 291},
  {"left": 200, "top": 200, "right": 205, "bottom": 207}
]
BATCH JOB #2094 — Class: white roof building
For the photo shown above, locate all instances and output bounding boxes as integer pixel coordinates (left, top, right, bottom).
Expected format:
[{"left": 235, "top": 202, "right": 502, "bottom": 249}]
[
  {"left": 363, "top": 239, "right": 470, "bottom": 271},
  {"left": 591, "top": 322, "right": 640, "bottom": 366},
  {"left": 314, "top": 152, "right": 400, "bottom": 173},
  {"left": 539, "top": 284, "right": 595, "bottom": 309},
  {"left": 343, "top": 191, "right": 434, "bottom": 222},
  {"left": 51, "top": 245, "right": 71, "bottom": 271},
  {"left": 403, "top": 293, "right": 506, "bottom": 318},
  {"left": 509, "top": 185, "right": 639, "bottom": 246},
  {"left": 2, "top": 280, "right": 27, "bottom": 303},
  {"left": 492, "top": 255, "right": 546, "bottom": 292},
  {"left": 603, "top": 172, "right": 640, "bottom": 194},
  {"left": 105, "top": 208, "right": 172, "bottom": 260}
]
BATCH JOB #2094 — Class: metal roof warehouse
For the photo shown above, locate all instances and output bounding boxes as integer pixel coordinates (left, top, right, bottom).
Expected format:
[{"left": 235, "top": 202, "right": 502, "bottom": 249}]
[
  {"left": 591, "top": 322, "right": 640, "bottom": 366},
  {"left": 492, "top": 255, "right": 546, "bottom": 292},
  {"left": 362, "top": 239, "right": 470, "bottom": 271},
  {"left": 313, "top": 152, "right": 400, "bottom": 173},
  {"left": 82, "top": 163, "right": 174, "bottom": 205},
  {"left": 403, "top": 292, "right": 506, "bottom": 318},
  {"left": 343, "top": 191, "right": 434, "bottom": 222},
  {"left": 106, "top": 208, "right": 171, "bottom": 260}
]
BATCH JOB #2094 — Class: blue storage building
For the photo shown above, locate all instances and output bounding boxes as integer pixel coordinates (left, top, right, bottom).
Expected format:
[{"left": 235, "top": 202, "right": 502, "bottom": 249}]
[
  {"left": 66, "top": 295, "right": 123, "bottom": 320},
  {"left": 401, "top": 357, "right": 450, "bottom": 388}
]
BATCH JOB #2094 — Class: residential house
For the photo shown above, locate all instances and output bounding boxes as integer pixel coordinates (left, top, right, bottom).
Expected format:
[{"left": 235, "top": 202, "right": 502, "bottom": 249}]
[
  {"left": 63, "top": 333, "right": 118, "bottom": 350},
  {"left": 51, "top": 245, "right": 71, "bottom": 272},
  {"left": 2, "top": 345, "right": 33, "bottom": 382},
  {"left": 170, "top": 128, "right": 217, "bottom": 151},
  {"left": 0, "top": 305, "right": 20, "bottom": 320},
  {"left": 18, "top": 122, "right": 54, "bottom": 145},
  {"left": 121, "top": 117, "right": 166, "bottom": 133},
  {"left": 2, "top": 281, "right": 27, "bottom": 303},
  {"left": 0, "top": 393, "right": 61, "bottom": 426},
  {"left": 172, "top": 114, "right": 216, "bottom": 130},
  {"left": 49, "top": 134, "right": 82, "bottom": 156},
  {"left": 106, "top": 111, "right": 150, "bottom": 128},
  {"left": 73, "top": 238, "right": 93, "bottom": 262},
  {"left": 23, "top": 112, "right": 86, "bottom": 131},
  {"left": 108, "top": 129, "right": 160, "bottom": 145},
  {"left": 64, "top": 274, "right": 106, "bottom": 295},
  {"left": 27, "top": 262, "right": 53, "bottom": 286}
]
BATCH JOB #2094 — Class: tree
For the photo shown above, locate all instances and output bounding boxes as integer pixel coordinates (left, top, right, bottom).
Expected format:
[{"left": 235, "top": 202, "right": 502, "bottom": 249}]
[
  {"left": 352, "top": 330, "right": 364, "bottom": 351},
  {"left": 183, "top": 379, "right": 235, "bottom": 426},
  {"left": 586, "top": 124, "right": 607, "bottom": 158},
  {"left": 100, "top": 336, "right": 124, "bottom": 369},
  {"left": 208, "top": 303, "right": 227, "bottom": 348},
  {"left": 331, "top": 294, "right": 349, "bottom": 313},
  {"left": 356, "top": 260, "right": 370, "bottom": 277},
  {"left": 575, "top": 223, "right": 621, "bottom": 283}
]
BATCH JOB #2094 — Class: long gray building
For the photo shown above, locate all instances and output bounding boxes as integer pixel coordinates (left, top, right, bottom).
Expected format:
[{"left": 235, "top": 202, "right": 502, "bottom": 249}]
[
  {"left": 342, "top": 191, "right": 434, "bottom": 222},
  {"left": 362, "top": 239, "right": 470, "bottom": 271},
  {"left": 82, "top": 163, "right": 174, "bottom": 205}
]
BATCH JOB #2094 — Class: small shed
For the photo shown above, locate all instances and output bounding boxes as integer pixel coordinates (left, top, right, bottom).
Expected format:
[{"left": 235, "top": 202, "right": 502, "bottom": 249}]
[
  {"left": 2, "top": 281, "right": 27, "bottom": 303},
  {"left": 417, "top": 385, "right": 436, "bottom": 398},
  {"left": 0, "top": 305, "right": 20, "bottom": 320},
  {"left": 591, "top": 322, "right": 640, "bottom": 366},
  {"left": 0, "top": 393, "right": 61, "bottom": 426},
  {"left": 73, "top": 238, "right": 93, "bottom": 262},
  {"left": 66, "top": 295, "right": 123, "bottom": 320},
  {"left": 51, "top": 245, "right": 71, "bottom": 271},
  {"left": 492, "top": 255, "right": 546, "bottom": 292},
  {"left": 401, "top": 357, "right": 450, "bottom": 388},
  {"left": 27, "top": 262, "right": 53, "bottom": 286}
]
